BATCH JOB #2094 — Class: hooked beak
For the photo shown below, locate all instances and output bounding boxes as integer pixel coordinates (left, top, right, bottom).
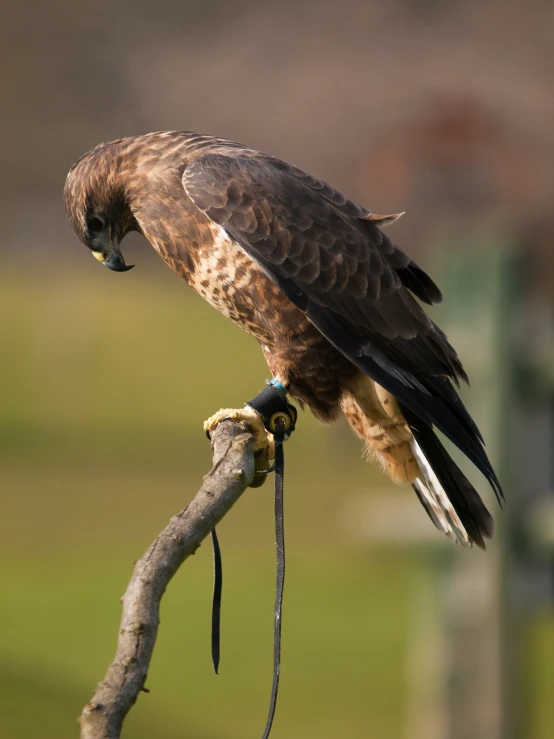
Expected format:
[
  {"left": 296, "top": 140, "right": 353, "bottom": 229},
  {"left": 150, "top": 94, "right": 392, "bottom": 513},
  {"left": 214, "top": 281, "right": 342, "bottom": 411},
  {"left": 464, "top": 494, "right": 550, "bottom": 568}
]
[{"left": 92, "top": 248, "right": 134, "bottom": 272}]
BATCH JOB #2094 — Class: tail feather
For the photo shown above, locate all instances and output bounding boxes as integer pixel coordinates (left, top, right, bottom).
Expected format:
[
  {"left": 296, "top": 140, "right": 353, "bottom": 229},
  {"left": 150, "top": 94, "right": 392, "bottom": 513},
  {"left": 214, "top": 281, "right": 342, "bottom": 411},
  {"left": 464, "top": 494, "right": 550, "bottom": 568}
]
[
  {"left": 411, "top": 479, "right": 466, "bottom": 547},
  {"left": 341, "top": 379, "right": 496, "bottom": 549},
  {"left": 403, "top": 404, "right": 494, "bottom": 549},
  {"left": 346, "top": 352, "right": 504, "bottom": 506},
  {"left": 410, "top": 445, "right": 471, "bottom": 548}
]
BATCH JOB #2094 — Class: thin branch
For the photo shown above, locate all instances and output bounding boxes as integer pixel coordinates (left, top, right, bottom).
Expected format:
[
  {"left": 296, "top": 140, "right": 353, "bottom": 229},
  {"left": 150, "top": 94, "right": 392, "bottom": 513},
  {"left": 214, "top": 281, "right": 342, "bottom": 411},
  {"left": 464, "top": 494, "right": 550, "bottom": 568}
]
[{"left": 79, "top": 420, "right": 260, "bottom": 739}]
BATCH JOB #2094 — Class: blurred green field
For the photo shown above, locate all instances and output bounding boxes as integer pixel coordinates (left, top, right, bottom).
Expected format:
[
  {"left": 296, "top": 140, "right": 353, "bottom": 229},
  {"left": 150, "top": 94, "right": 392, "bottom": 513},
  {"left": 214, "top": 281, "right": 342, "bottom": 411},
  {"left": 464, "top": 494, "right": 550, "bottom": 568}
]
[{"left": 1, "top": 261, "right": 553, "bottom": 738}]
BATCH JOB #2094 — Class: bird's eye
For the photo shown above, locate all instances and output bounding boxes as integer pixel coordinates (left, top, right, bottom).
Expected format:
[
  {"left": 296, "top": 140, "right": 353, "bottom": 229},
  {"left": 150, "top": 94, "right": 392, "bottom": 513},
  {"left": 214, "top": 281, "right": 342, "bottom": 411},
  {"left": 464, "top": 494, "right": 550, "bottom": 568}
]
[{"left": 86, "top": 215, "right": 106, "bottom": 232}]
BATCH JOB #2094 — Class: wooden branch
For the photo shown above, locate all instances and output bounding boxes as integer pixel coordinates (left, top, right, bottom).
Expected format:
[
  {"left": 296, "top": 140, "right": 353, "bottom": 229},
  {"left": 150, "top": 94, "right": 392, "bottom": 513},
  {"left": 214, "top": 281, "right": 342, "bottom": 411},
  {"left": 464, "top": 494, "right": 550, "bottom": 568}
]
[{"left": 79, "top": 421, "right": 259, "bottom": 739}]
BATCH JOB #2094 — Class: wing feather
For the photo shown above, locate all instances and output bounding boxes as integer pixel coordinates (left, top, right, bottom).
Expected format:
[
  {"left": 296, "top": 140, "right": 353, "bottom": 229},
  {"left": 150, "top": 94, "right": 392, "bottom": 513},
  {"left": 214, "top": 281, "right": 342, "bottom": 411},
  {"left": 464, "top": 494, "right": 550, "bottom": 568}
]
[
  {"left": 182, "top": 151, "right": 455, "bottom": 376},
  {"left": 183, "top": 149, "right": 502, "bottom": 500}
]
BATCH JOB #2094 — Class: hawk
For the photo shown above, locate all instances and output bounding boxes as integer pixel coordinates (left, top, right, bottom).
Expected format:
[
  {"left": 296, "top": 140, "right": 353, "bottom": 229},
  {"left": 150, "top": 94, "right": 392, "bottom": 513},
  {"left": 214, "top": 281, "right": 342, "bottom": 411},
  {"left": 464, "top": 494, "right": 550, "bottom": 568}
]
[{"left": 64, "top": 131, "right": 502, "bottom": 549}]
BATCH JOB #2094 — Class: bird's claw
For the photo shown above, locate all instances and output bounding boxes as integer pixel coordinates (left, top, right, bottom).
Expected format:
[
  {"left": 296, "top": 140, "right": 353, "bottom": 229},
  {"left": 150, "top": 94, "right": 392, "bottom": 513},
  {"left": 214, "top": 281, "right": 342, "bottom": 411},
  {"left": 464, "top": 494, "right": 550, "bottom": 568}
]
[{"left": 203, "top": 407, "right": 275, "bottom": 474}]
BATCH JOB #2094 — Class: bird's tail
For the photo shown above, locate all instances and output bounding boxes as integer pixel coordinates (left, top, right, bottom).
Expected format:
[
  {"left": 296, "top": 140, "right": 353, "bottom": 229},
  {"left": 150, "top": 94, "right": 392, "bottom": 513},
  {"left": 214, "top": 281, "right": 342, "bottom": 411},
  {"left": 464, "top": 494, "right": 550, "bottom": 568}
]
[{"left": 340, "top": 378, "right": 494, "bottom": 549}]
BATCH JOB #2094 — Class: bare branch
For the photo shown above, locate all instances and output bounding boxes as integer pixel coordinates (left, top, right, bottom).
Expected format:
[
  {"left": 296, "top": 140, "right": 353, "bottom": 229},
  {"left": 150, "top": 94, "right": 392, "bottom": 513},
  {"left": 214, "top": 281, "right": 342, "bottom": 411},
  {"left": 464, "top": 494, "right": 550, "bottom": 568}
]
[{"left": 79, "top": 420, "right": 259, "bottom": 739}]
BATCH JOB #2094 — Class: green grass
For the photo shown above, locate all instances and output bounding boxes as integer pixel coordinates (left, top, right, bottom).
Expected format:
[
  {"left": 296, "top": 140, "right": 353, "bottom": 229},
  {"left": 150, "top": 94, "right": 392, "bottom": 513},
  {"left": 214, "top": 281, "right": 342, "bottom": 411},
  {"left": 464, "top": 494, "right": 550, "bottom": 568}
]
[{"left": 0, "top": 548, "right": 411, "bottom": 739}]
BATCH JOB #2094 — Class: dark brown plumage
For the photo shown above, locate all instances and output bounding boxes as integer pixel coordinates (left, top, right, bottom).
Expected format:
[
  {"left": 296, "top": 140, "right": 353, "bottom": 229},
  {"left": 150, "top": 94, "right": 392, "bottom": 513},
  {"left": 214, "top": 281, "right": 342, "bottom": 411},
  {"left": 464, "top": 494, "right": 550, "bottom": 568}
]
[{"left": 64, "top": 130, "right": 502, "bottom": 548}]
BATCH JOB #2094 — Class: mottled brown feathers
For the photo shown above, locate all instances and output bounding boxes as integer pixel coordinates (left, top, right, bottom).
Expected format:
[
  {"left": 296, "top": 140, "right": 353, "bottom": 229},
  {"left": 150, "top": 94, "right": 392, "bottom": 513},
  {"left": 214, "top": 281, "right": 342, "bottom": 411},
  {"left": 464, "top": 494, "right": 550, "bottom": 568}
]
[{"left": 64, "top": 130, "right": 502, "bottom": 547}]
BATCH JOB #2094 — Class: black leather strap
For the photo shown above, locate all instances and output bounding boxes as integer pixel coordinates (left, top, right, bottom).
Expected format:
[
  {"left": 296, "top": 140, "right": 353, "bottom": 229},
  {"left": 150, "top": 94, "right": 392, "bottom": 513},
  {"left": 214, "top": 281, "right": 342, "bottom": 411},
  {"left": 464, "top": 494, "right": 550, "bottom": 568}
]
[
  {"left": 210, "top": 527, "right": 222, "bottom": 674},
  {"left": 261, "top": 437, "right": 286, "bottom": 739},
  {"left": 209, "top": 382, "right": 296, "bottom": 739}
]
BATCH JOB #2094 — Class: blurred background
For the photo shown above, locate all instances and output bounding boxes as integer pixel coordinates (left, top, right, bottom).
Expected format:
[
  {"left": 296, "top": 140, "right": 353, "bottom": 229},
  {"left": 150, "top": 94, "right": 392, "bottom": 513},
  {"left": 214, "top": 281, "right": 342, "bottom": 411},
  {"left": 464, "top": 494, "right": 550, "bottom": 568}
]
[{"left": 1, "top": 0, "right": 554, "bottom": 737}]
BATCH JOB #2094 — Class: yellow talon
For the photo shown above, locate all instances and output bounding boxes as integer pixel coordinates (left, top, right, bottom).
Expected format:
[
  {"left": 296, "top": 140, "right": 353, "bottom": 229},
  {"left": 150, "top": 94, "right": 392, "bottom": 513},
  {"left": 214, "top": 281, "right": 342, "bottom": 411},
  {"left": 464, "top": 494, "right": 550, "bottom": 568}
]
[{"left": 203, "top": 407, "right": 275, "bottom": 471}]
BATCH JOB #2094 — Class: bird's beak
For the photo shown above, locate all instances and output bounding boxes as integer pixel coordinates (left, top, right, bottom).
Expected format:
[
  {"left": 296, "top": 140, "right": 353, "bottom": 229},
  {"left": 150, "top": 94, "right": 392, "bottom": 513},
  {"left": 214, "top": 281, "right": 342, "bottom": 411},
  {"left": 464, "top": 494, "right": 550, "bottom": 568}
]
[{"left": 92, "top": 241, "right": 134, "bottom": 272}]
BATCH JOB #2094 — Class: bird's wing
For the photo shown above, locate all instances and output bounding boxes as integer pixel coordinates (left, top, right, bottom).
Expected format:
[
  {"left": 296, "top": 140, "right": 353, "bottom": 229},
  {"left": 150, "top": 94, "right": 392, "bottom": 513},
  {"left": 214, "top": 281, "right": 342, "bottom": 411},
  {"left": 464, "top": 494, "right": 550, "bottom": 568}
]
[
  {"left": 183, "top": 150, "right": 502, "bottom": 500},
  {"left": 183, "top": 150, "right": 461, "bottom": 380}
]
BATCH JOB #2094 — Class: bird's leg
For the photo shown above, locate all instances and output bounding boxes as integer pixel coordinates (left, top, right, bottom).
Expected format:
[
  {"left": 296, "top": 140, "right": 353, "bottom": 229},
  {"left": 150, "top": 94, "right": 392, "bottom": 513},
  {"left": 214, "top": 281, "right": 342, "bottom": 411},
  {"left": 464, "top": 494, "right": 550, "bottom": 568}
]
[
  {"left": 204, "top": 381, "right": 296, "bottom": 481},
  {"left": 203, "top": 406, "right": 275, "bottom": 472}
]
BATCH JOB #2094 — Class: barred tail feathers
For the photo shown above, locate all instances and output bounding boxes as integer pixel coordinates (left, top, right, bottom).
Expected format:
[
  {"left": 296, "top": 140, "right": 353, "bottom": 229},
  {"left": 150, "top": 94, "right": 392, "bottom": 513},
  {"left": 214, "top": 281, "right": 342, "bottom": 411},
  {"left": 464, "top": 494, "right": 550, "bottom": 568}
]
[
  {"left": 409, "top": 438, "right": 471, "bottom": 548},
  {"left": 401, "top": 405, "right": 494, "bottom": 549},
  {"left": 341, "top": 379, "right": 494, "bottom": 549}
]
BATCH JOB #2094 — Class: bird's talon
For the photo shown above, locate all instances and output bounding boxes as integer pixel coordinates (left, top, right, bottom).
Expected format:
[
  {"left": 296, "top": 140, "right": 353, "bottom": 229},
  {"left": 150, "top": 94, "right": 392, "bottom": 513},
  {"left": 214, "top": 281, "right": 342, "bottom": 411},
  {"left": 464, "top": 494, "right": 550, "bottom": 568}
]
[{"left": 203, "top": 406, "right": 275, "bottom": 474}]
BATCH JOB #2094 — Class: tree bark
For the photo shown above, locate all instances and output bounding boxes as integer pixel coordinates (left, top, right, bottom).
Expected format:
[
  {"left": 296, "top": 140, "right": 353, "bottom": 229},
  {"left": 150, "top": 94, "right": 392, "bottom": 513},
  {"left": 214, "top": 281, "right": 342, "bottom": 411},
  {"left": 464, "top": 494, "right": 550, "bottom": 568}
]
[{"left": 79, "top": 420, "right": 258, "bottom": 739}]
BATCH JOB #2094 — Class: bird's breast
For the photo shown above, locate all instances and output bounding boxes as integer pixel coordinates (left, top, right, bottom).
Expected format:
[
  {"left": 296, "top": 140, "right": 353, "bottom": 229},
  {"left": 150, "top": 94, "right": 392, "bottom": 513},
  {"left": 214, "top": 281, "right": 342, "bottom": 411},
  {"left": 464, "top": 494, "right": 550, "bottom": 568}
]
[
  {"left": 190, "top": 225, "right": 271, "bottom": 336},
  {"left": 145, "top": 213, "right": 289, "bottom": 345},
  {"left": 136, "top": 190, "right": 308, "bottom": 347}
]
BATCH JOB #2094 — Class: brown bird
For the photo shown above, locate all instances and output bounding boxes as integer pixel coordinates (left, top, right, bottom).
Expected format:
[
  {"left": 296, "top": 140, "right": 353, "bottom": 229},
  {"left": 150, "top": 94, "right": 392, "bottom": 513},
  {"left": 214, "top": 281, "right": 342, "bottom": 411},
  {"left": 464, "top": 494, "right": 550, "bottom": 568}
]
[{"left": 64, "top": 130, "right": 502, "bottom": 549}]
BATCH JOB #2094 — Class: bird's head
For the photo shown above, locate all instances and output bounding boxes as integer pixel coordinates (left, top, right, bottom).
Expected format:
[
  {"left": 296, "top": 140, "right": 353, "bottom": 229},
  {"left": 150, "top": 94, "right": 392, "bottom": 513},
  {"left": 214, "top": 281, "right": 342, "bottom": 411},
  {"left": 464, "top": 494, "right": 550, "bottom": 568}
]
[{"left": 64, "top": 143, "right": 138, "bottom": 272}]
